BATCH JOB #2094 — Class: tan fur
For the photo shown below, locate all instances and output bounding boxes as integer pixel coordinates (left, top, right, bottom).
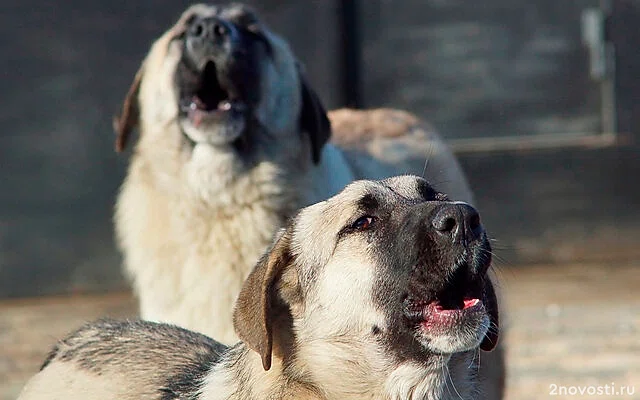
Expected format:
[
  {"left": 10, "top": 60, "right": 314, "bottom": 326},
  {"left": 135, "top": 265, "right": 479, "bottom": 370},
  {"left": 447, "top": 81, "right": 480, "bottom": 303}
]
[
  {"left": 20, "top": 176, "right": 499, "bottom": 400},
  {"left": 113, "top": 3, "right": 503, "bottom": 397},
  {"left": 329, "top": 107, "right": 421, "bottom": 144}
]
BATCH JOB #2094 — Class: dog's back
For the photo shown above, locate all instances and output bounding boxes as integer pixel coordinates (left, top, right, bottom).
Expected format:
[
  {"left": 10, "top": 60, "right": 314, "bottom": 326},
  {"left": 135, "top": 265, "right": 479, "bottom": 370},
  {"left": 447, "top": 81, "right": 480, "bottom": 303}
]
[
  {"left": 19, "top": 320, "right": 226, "bottom": 400},
  {"left": 328, "top": 108, "right": 474, "bottom": 204}
]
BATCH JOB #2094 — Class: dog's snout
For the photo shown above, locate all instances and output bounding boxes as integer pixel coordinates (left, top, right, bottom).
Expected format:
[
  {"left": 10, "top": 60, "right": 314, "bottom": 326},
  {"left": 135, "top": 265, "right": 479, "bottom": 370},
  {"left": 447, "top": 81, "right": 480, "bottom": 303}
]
[
  {"left": 431, "top": 203, "right": 482, "bottom": 243},
  {"left": 188, "top": 17, "right": 236, "bottom": 43}
]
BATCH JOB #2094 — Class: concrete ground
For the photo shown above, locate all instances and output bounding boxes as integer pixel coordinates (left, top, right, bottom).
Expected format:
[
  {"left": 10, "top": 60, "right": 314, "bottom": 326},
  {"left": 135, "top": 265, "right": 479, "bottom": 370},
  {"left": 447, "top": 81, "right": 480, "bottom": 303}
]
[{"left": 1, "top": 262, "right": 638, "bottom": 400}]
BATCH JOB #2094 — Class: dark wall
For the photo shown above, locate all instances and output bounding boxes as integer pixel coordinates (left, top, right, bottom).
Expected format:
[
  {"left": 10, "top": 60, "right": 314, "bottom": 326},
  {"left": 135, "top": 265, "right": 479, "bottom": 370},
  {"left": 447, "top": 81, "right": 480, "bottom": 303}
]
[
  {"left": 611, "top": 0, "right": 640, "bottom": 135},
  {"left": 360, "top": 0, "right": 603, "bottom": 139},
  {"left": 459, "top": 143, "right": 640, "bottom": 265}
]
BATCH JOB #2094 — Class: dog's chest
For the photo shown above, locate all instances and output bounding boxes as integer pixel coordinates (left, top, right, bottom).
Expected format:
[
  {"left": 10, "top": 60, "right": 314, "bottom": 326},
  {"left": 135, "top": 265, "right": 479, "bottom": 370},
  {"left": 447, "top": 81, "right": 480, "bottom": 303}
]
[{"left": 164, "top": 200, "right": 287, "bottom": 337}]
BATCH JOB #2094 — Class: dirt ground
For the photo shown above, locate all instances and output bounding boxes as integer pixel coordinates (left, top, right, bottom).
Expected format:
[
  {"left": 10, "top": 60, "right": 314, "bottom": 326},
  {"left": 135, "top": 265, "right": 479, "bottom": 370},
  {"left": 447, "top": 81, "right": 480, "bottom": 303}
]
[{"left": 1, "top": 262, "right": 638, "bottom": 400}]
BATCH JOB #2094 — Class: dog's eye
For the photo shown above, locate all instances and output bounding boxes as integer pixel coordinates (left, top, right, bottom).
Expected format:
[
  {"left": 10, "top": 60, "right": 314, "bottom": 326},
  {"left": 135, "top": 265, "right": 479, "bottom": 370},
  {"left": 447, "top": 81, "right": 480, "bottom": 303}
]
[{"left": 351, "top": 216, "right": 376, "bottom": 230}]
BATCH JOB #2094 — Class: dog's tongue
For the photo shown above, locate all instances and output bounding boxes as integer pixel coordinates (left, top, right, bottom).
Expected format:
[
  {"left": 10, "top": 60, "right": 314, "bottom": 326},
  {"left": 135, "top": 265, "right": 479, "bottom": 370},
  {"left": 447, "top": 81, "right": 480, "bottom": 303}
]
[
  {"left": 188, "top": 97, "right": 235, "bottom": 127},
  {"left": 433, "top": 298, "right": 480, "bottom": 313},
  {"left": 188, "top": 99, "right": 207, "bottom": 127},
  {"left": 463, "top": 298, "right": 480, "bottom": 309}
]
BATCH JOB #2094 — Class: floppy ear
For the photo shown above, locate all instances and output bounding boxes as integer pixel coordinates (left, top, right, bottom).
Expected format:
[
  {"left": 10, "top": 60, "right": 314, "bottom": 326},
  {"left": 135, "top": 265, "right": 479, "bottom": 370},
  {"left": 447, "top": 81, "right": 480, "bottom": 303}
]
[
  {"left": 113, "top": 64, "right": 144, "bottom": 152},
  {"left": 233, "top": 230, "right": 293, "bottom": 371},
  {"left": 112, "top": 6, "right": 201, "bottom": 153},
  {"left": 297, "top": 67, "right": 331, "bottom": 164},
  {"left": 480, "top": 278, "right": 500, "bottom": 352}
]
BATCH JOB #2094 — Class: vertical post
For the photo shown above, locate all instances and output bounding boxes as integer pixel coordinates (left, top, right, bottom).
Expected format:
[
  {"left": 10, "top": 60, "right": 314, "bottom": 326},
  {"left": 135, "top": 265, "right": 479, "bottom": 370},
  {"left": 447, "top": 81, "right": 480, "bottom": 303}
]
[
  {"left": 338, "top": 0, "right": 362, "bottom": 108},
  {"left": 581, "top": 1, "right": 617, "bottom": 135}
]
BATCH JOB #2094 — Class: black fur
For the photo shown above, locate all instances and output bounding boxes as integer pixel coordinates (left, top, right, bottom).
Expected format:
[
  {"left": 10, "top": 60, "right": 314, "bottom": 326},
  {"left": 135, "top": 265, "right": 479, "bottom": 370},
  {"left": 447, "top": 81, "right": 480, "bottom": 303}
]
[{"left": 349, "top": 177, "right": 497, "bottom": 363}]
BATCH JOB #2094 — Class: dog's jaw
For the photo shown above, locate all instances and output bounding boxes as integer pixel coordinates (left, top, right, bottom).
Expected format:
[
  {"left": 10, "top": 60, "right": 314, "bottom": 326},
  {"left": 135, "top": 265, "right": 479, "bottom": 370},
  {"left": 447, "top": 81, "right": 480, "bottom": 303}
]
[
  {"left": 404, "top": 289, "right": 492, "bottom": 355},
  {"left": 417, "top": 309, "right": 491, "bottom": 355},
  {"left": 180, "top": 113, "right": 247, "bottom": 146}
]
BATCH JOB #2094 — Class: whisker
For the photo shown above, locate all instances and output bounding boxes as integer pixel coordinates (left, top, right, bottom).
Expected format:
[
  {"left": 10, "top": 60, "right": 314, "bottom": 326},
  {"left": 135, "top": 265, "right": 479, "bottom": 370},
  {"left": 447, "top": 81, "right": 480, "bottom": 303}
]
[
  {"left": 444, "top": 362, "right": 465, "bottom": 400},
  {"left": 421, "top": 141, "right": 435, "bottom": 178},
  {"left": 488, "top": 251, "right": 510, "bottom": 268},
  {"left": 470, "top": 348, "right": 480, "bottom": 370},
  {"left": 485, "top": 322, "right": 500, "bottom": 339}
]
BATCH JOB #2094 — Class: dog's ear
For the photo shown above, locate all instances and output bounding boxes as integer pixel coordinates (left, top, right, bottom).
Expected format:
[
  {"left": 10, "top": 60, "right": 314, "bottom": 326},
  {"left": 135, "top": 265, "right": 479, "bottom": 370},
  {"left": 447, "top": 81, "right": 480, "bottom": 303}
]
[
  {"left": 233, "top": 229, "right": 293, "bottom": 371},
  {"left": 112, "top": 6, "right": 194, "bottom": 153},
  {"left": 297, "top": 65, "right": 331, "bottom": 164},
  {"left": 113, "top": 64, "right": 144, "bottom": 153},
  {"left": 112, "top": 6, "right": 204, "bottom": 153},
  {"left": 480, "top": 278, "right": 499, "bottom": 352}
]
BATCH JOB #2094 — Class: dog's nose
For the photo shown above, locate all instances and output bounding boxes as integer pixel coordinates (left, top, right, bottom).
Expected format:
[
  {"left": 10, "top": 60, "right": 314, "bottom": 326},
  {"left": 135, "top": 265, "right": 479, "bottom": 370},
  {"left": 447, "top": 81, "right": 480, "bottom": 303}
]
[
  {"left": 188, "top": 17, "right": 237, "bottom": 43},
  {"left": 431, "top": 203, "right": 483, "bottom": 243}
]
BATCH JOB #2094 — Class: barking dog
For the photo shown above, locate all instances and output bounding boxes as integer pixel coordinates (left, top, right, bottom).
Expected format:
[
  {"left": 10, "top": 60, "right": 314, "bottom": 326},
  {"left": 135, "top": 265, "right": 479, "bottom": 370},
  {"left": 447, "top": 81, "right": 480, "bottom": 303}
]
[
  {"left": 114, "top": 0, "right": 472, "bottom": 344},
  {"left": 20, "top": 176, "right": 499, "bottom": 400},
  {"left": 112, "top": 3, "right": 504, "bottom": 397}
]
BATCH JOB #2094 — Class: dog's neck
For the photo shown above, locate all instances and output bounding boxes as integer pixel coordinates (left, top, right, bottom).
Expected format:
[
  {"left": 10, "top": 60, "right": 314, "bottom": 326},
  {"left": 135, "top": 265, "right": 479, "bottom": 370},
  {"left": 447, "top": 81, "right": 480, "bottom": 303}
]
[
  {"left": 118, "top": 141, "right": 314, "bottom": 343},
  {"left": 383, "top": 353, "right": 479, "bottom": 400},
  {"left": 177, "top": 142, "right": 354, "bottom": 210},
  {"left": 199, "top": 343, "right": 478, "bottom": 400},
  {"left": 200, "top": 344, "right": 319, "bottom": 400}
]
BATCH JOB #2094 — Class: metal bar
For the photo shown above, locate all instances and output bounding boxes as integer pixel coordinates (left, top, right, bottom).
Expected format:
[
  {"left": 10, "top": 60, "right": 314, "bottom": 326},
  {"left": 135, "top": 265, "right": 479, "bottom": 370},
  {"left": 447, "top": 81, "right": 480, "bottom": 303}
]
[{"left": 449, "top": 132, "right": 625, "bottom": 154}]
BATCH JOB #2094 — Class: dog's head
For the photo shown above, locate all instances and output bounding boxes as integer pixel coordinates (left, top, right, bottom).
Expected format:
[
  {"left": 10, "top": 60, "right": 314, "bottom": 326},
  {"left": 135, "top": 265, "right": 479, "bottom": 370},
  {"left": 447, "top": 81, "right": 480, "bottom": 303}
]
[
  {"left": 114, "top": 3, "right": 330, "bottom": 189},
  {"left": 233, "top": 175, "right": 499, "bottom": 391}
]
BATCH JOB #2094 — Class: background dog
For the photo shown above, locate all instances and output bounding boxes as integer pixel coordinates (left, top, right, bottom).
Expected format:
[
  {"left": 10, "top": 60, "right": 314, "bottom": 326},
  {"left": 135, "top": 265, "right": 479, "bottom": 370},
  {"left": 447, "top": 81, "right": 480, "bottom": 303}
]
[
  {"left": 20, "top": 176, "right": 499, "bottom": 400},
  {"left": 113, "top": 3, "right": 503, "bottom": 397}
]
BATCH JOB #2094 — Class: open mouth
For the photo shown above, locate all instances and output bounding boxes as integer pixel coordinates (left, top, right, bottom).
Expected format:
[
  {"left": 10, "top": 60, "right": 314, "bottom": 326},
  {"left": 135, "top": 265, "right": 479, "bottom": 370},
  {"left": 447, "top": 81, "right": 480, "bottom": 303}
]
[
  {"left": 434, "top": 298, "right": 481, "bottom": 312},
  {"left": 403, "top": 278, "right": 486, "bottom": 331},
  {"left": 178, "top": 60, "right": 247, "bottom": 125},
  {"left": 419, "top": 297, "right": 484, "bottom": 329}
]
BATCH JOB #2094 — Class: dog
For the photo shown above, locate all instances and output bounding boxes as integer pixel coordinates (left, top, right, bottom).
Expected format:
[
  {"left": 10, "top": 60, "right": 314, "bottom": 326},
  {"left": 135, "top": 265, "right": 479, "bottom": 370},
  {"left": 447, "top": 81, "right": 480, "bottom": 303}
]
[
  {"left": 114, "top": 0, "right": 473, "bottom": 344},
  {"left": 112, "top": 3, "right": 504, "bottom": 397},
  {"left": 19, "top": 176, "right": 499, "bottom": 400}
]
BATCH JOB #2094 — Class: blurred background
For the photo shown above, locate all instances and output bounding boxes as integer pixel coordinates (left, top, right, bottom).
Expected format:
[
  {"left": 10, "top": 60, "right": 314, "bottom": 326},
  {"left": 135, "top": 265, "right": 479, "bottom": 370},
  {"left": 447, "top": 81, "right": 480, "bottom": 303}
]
[{"left": 1, "top": 1, "right": 639, "bottom": 399}]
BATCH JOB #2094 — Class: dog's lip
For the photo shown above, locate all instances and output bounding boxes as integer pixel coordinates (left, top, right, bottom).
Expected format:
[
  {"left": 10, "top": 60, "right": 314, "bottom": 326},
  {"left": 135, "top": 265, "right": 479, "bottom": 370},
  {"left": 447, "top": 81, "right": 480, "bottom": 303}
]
[
  {"left": 427, "top": 298, "right": 483, "bottom": 317},
  {"left": 183, "top": 102, "right": 246, "bottom": 130},
  {"left": 403, "top": 278, "right": 486, "bottom": 323},
  {"left": 417, "top": 298, "right": 485, "bottom": 330}
]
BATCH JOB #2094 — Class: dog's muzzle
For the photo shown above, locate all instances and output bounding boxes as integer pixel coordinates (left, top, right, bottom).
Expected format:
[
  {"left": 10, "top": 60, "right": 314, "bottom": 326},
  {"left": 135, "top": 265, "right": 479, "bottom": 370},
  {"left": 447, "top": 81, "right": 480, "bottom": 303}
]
[
  {"left": 177, "top": 14, "right": 264, "bottom": 147},
  {"left": 185, "top": 16, "right": 240, "bottom": 70},
  {"left": 398, "top": 202, "right": 495, "bottom": 352}
]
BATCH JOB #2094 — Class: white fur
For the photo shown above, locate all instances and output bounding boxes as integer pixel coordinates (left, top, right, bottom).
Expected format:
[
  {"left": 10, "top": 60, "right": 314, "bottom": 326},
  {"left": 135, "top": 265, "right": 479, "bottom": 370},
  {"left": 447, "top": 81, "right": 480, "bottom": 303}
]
[{"left": 426, "top": 317, "right": 490, "bottom": 355}]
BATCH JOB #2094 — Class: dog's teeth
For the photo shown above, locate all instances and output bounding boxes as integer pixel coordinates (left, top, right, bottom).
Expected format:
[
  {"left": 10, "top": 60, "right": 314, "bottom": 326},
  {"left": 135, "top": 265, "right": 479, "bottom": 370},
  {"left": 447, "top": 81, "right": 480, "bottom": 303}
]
[
  {"left": 191, "top": 96, "right": 208, "bottom": 110},
  {"left": 219, "top": 101, "right": 232, "bottom": 111}
]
